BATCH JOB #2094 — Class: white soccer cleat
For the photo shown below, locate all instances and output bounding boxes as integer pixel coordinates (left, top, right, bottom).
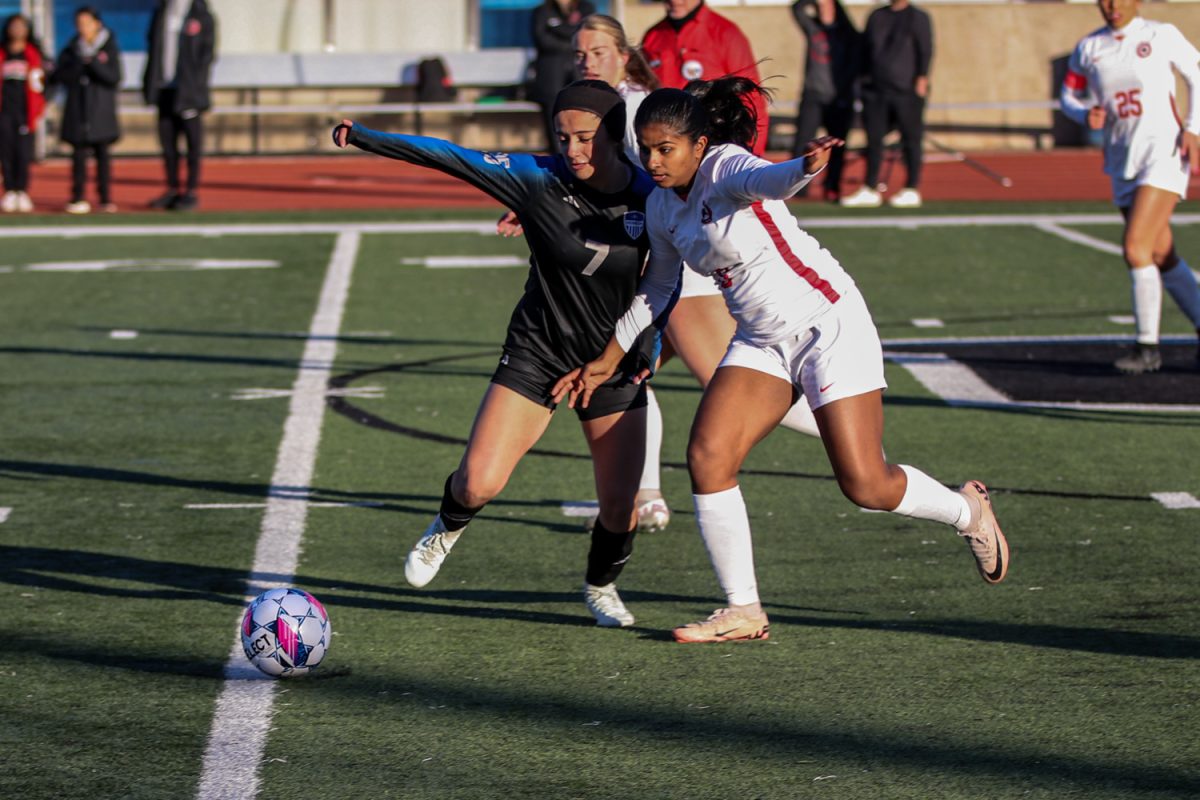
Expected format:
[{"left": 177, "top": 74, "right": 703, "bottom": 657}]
[
  {"left": 65, "top": 200, "right": 91, "bottom": 215},
  {"left": 1, "top": 191, "right": 17, "bottom": 213},
  {"left": 584, "top": 582, "right": 635, "bottom": 627},
  {"left": 839, "top": 186, "right": 882, "bottom": 208},
  {"left": 404, "top": 516, "right": 463, "bottom": 588},
  {"left": 635, "top": 494, "right": 670, "bottom": 532},
  {"left": 15, "top": 192, "right": 32, "bottom": 213},
  {"left": 888, "top": 188, "right": 923, "bottom": 208}
]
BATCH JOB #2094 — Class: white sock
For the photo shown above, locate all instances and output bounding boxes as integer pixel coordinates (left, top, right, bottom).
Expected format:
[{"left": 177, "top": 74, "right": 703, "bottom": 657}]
[
  {"left": 890, "top": 465, "right": 973, "bottom": 530},
  {"left": 779, "top": 398, "right": 821, "bottom": 438},
  {"left": 693, "top": 486, "right": 760, "bottom": 607},
  {"left": 1162, "top": 260, "right": 1200, "bottom": 329},
  {"left": 639, "top": 387, "right": 663, "bottom": 493},
  {"left": 1130, "top": 266, "right": 1163, "bottom": 345}
]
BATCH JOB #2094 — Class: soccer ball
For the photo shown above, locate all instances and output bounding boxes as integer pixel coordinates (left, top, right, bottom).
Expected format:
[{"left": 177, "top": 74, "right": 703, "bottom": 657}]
[{"left": 241, "top": 588, "right": 331, "bottom": 677}]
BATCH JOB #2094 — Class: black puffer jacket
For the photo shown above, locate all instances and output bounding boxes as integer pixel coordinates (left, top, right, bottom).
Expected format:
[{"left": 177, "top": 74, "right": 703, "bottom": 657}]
[
  {"left": 143, "top": 0, "right": 216, "bottom": 112},
  {"left": 53, "top": 30, "right": 122, "bottom": 145}
]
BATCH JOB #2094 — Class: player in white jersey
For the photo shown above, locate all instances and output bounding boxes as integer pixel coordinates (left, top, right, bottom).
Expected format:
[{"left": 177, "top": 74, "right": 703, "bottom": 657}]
[
  {"left": 554, "top": 76, "right": 1010, "bottom": 643},
  {"left": 1060, "top": 0, "right": 1200, "bottom": 373},
  {"left": 505, "top": 14, "right": 822, "bottom": 534}
]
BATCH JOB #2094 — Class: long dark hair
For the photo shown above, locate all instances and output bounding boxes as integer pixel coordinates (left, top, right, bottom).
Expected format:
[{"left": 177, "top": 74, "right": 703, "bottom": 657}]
[
  {"left": 2, "top": 14, "right": 43, "bottom": 55},
  {"left": 634, "top": 75, "right": 772, "bottom": 151}
]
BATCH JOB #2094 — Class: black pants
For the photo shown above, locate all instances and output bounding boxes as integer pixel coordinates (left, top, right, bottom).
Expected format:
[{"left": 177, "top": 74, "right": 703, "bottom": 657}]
[
  {"left": 71, "top": 142, "right": 112, "bottom": 203},
  {"left": 861, "top": 86, "right": 926, "bottom": 189},
  {"left": 0, "top": 114, "right": 33, "bottom": 192},
  {"left": 157, "top": 90, "right": 203, "bottom": 194},
  {"left": 792, "top": 93, "right": 854, "bottom": 196}
]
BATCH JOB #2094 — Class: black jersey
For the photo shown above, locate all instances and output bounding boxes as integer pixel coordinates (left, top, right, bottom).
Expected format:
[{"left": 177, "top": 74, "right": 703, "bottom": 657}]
[{"left": 348, "top": 125, "right": 670, "bottom": 376}]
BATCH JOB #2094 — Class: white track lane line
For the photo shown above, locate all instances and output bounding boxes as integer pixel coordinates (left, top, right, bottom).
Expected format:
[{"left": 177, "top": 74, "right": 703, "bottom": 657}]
[
  {"left": 0, "top": 213, "right": 1193, "bottom": 240},
  {"left": 195, "top": 231, "right": 360, "bottom": 800}
]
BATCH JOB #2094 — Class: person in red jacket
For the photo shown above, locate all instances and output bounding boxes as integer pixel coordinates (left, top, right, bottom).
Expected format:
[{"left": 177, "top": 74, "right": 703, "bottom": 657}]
[
  {"left": 0, "top": 14, "right": 46, "bottom": 214},
  {"left": 640, "top": 0, "right": 768, "bottom": 156}
]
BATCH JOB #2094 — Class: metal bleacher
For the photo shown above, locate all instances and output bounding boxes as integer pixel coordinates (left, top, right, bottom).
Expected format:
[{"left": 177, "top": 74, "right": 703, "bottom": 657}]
[{"left": 113, "top": 49, "right": 541, "bottom": 152}]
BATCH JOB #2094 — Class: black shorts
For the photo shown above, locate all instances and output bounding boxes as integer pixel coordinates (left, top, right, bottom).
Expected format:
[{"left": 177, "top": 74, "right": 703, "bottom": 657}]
[{"left": 491, "top": 349, "right": 647, "bottom": 421}]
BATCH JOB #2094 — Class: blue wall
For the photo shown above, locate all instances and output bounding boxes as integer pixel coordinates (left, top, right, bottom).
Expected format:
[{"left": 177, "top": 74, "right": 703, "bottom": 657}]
[
  {"left": 53, "top": 0, "right": 155, "bottom": 55},
  {"left": 481, "top": 0, "right": 611, "bottom": 49}
]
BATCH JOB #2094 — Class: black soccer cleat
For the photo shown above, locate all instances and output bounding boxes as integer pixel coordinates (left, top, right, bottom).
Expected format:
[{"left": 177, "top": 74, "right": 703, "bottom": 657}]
[{"left": 1114, "top": 343, "right": 1162, "bottom": 375}]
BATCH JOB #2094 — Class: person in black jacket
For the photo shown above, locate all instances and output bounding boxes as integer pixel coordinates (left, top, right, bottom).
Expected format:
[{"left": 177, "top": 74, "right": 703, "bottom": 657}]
[
  {"left": 143, "top": 0, "right": 215, "bottom": 211},
  {"left": 528, "top": 0, "right": 595, "bottom": 150},
  {"left": 840, "top": 0, "right": 932, "bottom": 209},
  {"left": 791, "top": 0, "right": 859, "bottom": 202},
  {"left": 54, "top": 6, "right": 122, "bottom": 214}
]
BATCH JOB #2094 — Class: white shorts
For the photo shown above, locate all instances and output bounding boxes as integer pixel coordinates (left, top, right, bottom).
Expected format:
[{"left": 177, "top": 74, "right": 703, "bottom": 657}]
[
  {"left": 718, "top": 288, "right": 887, "bottom": 410},
  {"left": 680, "top": 262, "right": 722, "bottom": 298},
  {"left": 1111, "top": 153, "right": 1188, "bottom": 207}
]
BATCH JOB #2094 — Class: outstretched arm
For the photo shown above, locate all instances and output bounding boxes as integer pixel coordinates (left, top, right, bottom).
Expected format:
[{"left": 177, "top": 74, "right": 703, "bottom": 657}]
[
  {"left": 715, "top": 136, "right": 844, "bottom": 203},
  {"left": 333, "top": 119, "right": 537, "bottom": 210}
]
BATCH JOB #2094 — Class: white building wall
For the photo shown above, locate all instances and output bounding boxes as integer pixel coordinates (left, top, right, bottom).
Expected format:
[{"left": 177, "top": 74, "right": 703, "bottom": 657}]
[{"left": 209, "top": 0, "right": 470, "bottom": 55}]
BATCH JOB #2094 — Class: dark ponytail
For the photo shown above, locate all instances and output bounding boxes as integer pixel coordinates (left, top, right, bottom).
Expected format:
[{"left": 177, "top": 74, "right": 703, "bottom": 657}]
[
  {"left": 634, "top": 76, "right": 771, "bottom": 152},
  {"left": 685, "top": 76, "right": 772, "bottom": 150}
]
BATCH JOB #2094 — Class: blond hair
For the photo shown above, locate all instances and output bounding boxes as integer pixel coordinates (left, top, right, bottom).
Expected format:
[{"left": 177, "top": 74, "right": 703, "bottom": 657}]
[{"left": 577, "top": 14, "right": 660, "bottom": 92}]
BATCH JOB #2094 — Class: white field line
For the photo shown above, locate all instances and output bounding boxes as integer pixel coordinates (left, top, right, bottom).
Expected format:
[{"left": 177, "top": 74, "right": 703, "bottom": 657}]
[
  {"left": 1151, "top": 492, "right": 1200, "bottom": 510},
  {"left": 0, "top": 507, "right": 10, "bottom": 524},
  {"left": 561, "top": 500, "right": 600, "bottom": 518},
  {"left": 185, "top": 501, "right": 383, "bottom": 510},
  {"left": 0, "top": 213, "right": 1195, "bottom": 240},
  {"left": 882, "top": 332, "right": 1198, "bottom": 347},
  {"left": 195, "top": 231, "right": 360, "bottom": 800},
  {"left": 401, "top": 255, "right": 526, "bottom": 268},
  {"left": 20, "top": 258, "right": 279, "bottom": 273},
  {"left": 1033, "top": 221, "right": 1123, "bottom": 256}
]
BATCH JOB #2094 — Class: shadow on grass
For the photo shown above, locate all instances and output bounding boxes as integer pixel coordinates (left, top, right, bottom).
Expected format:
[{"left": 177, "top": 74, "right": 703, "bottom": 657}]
[{"left": 4, "top": 545, "right": 1196, "bottom": 664}]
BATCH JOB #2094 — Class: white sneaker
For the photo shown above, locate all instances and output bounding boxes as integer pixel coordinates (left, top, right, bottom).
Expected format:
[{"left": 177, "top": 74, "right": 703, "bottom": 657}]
[
  {"left": 583, "top": 582, "right": 635, "bottom": 627},
  {"left": 65, "top": 200, "right": 91, "bottom": 215},
  {"left": 1, "top": 191, "right": 16, "bottom": 213},
  {"left": 635, "top": 496, "right": 670, "bottom": 532},
  {"left": 839, "top": 186, "right": 882, "bottom": 208},
  {"left": 15, "top": 192, "right": 32, "bottom": 213},
  {"left": 404, "top": 516, "right": 463, "bottom": 588},
  {"left": 888, "top": 188, "right": 923, "bottom": 208}
]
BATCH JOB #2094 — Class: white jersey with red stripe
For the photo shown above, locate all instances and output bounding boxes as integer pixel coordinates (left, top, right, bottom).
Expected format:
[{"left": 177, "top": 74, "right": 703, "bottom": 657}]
[
  {"left": 645, "top": 144, "right": 853, "bottom": 347},
  {"left": 1061, "top": 17, "right": 1200, "bottom": 180}
]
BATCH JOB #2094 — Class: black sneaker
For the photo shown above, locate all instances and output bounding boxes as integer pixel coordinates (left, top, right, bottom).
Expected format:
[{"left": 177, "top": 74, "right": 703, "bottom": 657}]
[
  {"left": 148, "top": 191, "right": 179, "bottom": 210},
  {"left": 172, "top": 193, "right": 198, "bottom": 212},
  {"left": 1114, "top": 343, "right": 1162, "bottom": 374}
]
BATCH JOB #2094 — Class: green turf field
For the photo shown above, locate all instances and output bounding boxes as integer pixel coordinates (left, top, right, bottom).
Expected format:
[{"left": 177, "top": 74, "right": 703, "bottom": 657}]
[{"left": 1, "top": 206, "right": 1197, "bottom": 800}]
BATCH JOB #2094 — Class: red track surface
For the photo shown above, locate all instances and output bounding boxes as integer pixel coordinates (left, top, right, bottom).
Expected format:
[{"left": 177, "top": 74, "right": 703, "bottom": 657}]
[{"left": 19, "top": 149, "right": 1198, "bottom": 213}]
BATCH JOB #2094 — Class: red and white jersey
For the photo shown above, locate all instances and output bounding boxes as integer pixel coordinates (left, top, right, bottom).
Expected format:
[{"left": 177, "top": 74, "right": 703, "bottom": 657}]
[
  {"left": 615, "top": 144, "right": 855, "bottom": 350},
  {"left": 1061, "top": 17, "right": 1200, "bottom": 179}
]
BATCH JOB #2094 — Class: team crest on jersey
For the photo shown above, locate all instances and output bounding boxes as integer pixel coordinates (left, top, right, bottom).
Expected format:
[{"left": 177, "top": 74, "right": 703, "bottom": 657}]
[
  {"left": 1136, "top": 41, "right": 1152, "bottom": 58},
  {"left": 483, "top": 152, "right": 512, "bottom": 169},
  {"left": 701, "top": 202, "right": 713, "bottom": 225},
  {"left": 623, "top": 211, "right": 645, "bottom": 239},
  {"left": 682, "top": 59, "right": 704, "bottom": 81}
]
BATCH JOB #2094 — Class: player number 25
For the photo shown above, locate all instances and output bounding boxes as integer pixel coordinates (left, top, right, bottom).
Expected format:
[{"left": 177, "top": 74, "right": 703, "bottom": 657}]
[
  {"left": 582, "top": 239, "right": 611, "bottom": 276},
  {"left": 1115, "top": 89, "right": 1143, "bottom": 120}
]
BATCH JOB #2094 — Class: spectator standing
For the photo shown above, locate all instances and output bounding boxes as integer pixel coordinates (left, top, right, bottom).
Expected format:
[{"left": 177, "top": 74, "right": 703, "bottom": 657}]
[
  {"left": 54, "top": 5, "right": 122, "bottom": 215},
  {"left": 791, "top": 0, "right": 859, "bottom": 202},
  {"left": 641, "top": 0, "right": 769, "bottom": 156},
  {"left": 0, "top": 14, "right": 46, "bottom": 213},
  {"left": 840, "top": 0, "right": 932, "bottom": 209},
  {"left": 529, "top": 0, "right": 596, "bottom": 150},
  {"left": 143, "top": 0, "right": 215, "bottom": 212}
]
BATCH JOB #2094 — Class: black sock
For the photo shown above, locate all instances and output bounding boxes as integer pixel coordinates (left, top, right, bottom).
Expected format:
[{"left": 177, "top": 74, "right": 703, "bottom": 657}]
[
  {"left": 437, "top": 473, "right": 483, "bottom": 532},
  {"left": 585, "top": 520, "right": 636, "bottom": 587}
]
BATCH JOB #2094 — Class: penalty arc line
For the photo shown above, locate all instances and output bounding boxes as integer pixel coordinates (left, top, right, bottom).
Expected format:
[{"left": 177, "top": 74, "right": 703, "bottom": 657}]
[{"left": 195, "top": 230, "right": 360, "bottom": 800}]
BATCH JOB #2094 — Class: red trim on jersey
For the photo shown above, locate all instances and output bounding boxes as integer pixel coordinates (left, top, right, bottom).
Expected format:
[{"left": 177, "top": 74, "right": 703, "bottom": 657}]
[
  {"left": 751, "top": 202, "right": 840, "bottom": 304},
  {"left": 1064, "top": 70, "right": 1087, "bottom": 92}
]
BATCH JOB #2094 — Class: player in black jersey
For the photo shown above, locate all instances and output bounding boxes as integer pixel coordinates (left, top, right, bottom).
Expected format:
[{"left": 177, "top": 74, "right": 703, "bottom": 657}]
[{"left": 332, "top": 80, "right": 680, "bottom": 627}]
